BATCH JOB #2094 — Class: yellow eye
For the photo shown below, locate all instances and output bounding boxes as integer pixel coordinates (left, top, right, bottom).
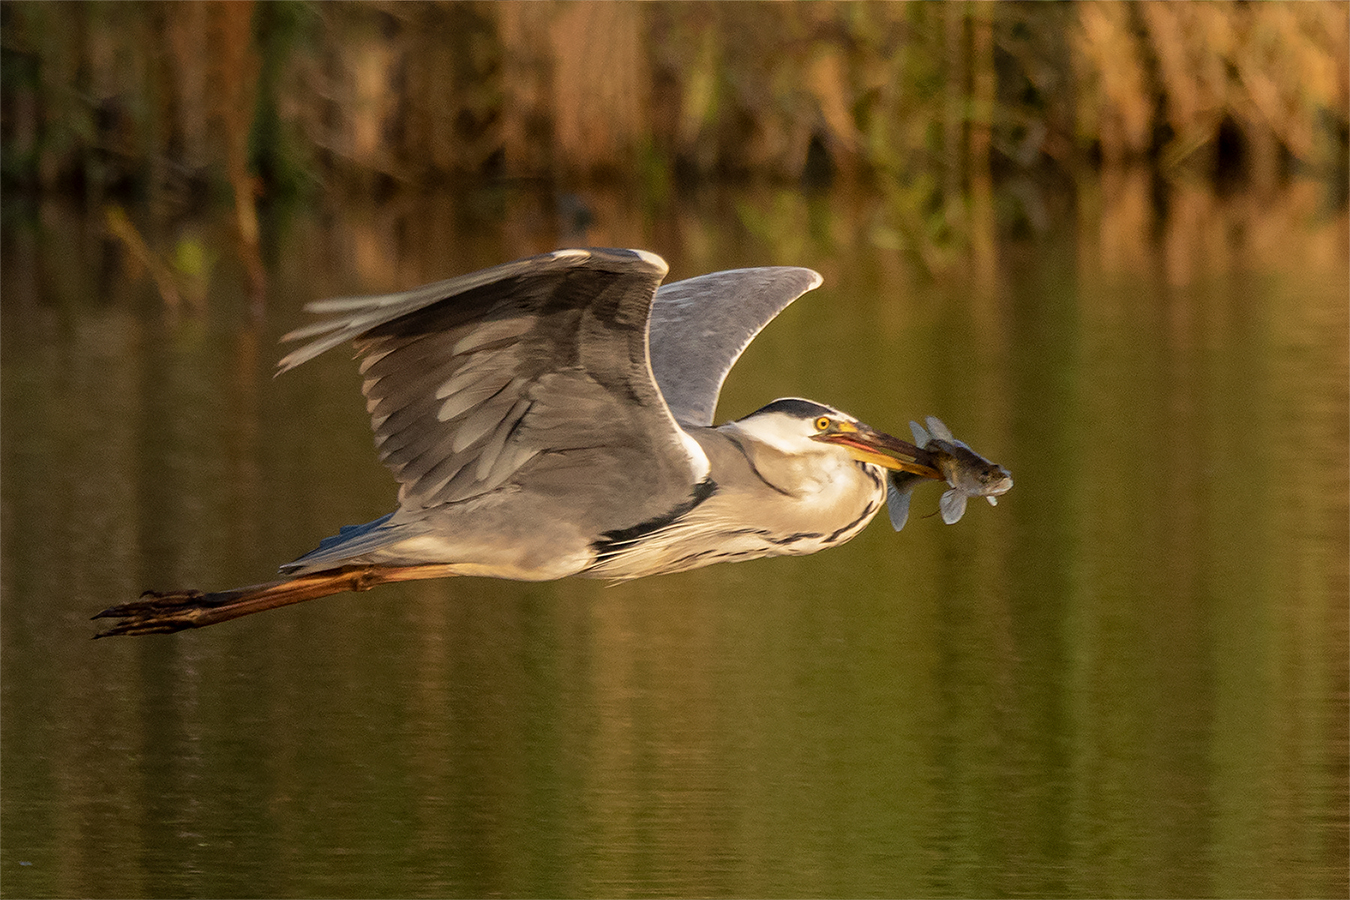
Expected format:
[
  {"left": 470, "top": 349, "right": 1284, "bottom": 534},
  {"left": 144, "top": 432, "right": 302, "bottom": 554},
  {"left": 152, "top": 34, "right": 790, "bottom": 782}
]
[{"left": 815, "top": 416, "right": 831, "bottom": 431}]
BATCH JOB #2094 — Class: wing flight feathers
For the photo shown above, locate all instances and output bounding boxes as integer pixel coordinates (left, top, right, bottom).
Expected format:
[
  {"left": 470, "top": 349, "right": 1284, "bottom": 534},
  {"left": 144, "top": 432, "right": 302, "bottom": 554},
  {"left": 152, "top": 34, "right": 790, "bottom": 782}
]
[
  {"left": 277, "top": 248, "right": 712, "bottom": 512},
  {"left": 277, "top": 248, "right": 659, "bottom": 374},
  {"left": 648, "top": 267, "right": 822, "bottom": 426}
]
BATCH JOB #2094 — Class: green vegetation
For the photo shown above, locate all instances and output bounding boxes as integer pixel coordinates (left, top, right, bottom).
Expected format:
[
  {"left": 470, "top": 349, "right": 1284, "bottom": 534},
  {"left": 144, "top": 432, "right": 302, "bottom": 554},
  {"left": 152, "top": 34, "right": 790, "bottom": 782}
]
[
  {"left": 2, "top": 1, "right": 1345, "bottom": 279},
  {"left": 4, "top": 1, "right": 1345, "bottom": 193}
]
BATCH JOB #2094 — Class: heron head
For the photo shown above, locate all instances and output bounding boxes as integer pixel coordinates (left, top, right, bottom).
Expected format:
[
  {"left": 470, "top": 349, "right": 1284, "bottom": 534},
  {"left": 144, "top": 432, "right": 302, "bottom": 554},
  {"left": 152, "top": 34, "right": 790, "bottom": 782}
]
[{"left": 734, "top": 398, "right": 941, "bottom": 479}]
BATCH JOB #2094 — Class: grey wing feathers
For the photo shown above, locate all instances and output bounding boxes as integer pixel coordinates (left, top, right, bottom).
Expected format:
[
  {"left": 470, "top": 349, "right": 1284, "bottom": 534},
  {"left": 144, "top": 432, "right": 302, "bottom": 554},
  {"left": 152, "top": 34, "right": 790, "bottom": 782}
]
[
  {"left": 276, "top": 248, "right": 651, "bottom": 373},
  {"left": 648, "top": 266, "right": 823, "bottom": 426},
  {"left": 277, "top": 248, "right": 703, "bottom": 512},
  {"left": 281, "top": 512, "right": 430, "bottom": 573}
]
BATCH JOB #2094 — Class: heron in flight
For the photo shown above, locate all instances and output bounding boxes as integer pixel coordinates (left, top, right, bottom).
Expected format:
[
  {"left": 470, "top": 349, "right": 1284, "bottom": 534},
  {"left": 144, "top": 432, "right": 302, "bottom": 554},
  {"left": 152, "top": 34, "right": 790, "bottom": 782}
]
[{"left": 96, "top": 248, "right": 947, "bottom": 636}]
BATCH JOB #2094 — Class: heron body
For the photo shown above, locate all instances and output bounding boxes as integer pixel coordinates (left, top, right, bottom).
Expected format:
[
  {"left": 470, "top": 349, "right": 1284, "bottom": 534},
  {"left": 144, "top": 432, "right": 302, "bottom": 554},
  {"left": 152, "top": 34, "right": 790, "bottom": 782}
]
[
  {"left": 587, "top": 400, "right": 890, "bottom": 579},
  {"left": 96, "top": 248, "right": 943, "bottom": 635}
]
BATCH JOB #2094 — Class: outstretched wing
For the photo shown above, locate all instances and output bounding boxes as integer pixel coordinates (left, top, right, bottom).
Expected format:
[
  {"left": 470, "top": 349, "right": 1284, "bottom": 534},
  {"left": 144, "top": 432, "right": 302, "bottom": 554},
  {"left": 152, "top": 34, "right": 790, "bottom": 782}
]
[
  {"left": 648, "top": 266, "right": 823, "bottom": 426},
  {"left": 278, "top": 248, "right": 708, "bottom": 515}
]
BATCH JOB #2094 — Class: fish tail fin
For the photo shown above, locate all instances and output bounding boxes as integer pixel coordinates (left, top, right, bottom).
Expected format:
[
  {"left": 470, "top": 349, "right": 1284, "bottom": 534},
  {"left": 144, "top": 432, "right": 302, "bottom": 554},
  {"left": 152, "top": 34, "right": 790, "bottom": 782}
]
[{"left": 886, "top": 473, "right": 918, "bottom": 531}]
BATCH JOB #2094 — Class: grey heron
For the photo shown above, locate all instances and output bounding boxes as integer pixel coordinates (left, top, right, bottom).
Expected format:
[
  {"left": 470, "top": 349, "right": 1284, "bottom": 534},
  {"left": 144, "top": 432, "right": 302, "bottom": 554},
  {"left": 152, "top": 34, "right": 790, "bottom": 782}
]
[{"left": 96, "top": 248, "right": 949, "bottom": 636}]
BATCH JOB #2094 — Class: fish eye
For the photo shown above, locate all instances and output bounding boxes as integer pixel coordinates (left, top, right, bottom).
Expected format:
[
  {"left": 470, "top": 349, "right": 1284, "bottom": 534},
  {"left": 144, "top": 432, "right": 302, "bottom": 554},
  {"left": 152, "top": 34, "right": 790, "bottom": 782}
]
[{"left": 815, "top": 416, "right": 832, "bottom": 431}]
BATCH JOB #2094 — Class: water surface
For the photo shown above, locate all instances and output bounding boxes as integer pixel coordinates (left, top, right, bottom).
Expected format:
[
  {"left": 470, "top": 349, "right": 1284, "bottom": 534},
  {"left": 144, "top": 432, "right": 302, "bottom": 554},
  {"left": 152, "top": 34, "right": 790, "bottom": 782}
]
[{"left": 2, "top": 177, "right": 1346, "bottom": 898}]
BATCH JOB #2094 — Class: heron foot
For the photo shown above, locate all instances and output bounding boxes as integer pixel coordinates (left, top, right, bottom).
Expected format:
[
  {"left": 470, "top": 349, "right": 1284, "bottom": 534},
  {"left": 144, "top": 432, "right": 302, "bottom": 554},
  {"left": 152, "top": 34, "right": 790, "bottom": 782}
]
[
  {"left": 93, "top": 565, "right": 460, "bottom": 637},
  {"left": 92, "top": 586, "right": 256, "bottom": 637}
]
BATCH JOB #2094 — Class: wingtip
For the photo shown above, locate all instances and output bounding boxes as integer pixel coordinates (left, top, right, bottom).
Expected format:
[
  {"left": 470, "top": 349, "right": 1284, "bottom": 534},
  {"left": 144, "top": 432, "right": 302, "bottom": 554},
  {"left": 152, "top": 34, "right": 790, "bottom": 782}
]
[
  {"left": 552, "top": 247, "right": 669, "bottom": 279},
  {"left": 274, "top": 350, "right": 304, "bottom": 377},
  {"left": 629, "top": 248, "right": 670, "bottom": 276}
]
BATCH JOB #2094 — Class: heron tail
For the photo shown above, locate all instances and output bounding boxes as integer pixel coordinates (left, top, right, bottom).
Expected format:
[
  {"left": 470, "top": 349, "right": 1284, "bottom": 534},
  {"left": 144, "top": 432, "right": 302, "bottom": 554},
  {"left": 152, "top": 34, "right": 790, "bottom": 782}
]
[{"left": 93, "top": 565, "right": 456, "bottom": 637}]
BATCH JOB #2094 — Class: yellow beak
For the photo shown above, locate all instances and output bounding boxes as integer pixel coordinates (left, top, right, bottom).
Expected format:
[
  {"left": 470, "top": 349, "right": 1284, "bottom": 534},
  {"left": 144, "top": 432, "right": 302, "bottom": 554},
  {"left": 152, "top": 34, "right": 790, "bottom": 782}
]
[{"left": 816, "top": 421, "right": 942, "bottom": 479}]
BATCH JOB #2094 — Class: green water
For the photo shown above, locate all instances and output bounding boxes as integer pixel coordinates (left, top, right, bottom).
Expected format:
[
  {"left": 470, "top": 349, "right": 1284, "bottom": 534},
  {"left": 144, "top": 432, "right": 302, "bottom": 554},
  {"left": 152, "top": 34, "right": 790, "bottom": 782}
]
[{"left": 2, "top": 178, "right": 1346, "bottom": 898}]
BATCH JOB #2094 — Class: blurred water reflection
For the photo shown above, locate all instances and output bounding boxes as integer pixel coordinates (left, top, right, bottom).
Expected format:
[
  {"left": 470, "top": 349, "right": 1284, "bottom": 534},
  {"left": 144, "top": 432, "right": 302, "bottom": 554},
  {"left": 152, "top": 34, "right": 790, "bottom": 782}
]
[{"left": 2, "top": 176, "right": 1346, "bottom": 898}]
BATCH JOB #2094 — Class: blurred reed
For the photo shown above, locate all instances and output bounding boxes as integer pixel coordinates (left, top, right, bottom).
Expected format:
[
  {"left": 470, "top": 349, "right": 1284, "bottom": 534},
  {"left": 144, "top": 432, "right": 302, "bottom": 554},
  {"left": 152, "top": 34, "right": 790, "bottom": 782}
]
[{"left": 2, "top": 1, "right": 1345, "bottom": 259}]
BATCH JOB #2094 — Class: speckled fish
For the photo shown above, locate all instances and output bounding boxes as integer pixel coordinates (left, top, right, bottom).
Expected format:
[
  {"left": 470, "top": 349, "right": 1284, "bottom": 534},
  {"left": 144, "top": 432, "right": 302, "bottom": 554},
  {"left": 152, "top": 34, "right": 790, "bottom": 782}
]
[{"left": 884, "top": 416, "right": 1012, "bottom": 530}]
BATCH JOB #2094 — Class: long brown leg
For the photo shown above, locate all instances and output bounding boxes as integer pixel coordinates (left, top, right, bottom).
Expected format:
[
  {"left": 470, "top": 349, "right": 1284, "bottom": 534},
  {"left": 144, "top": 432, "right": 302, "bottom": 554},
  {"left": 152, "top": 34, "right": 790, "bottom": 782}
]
[{"left": 92, "top": 565, "right": 460, "bottom": 637}]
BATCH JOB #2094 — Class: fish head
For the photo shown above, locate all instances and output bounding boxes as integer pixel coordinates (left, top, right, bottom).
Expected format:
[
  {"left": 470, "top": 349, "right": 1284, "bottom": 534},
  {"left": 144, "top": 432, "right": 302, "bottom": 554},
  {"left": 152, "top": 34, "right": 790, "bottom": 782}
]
[{"left": 947, "top": 448, "right": 1013, "bottom": 500}]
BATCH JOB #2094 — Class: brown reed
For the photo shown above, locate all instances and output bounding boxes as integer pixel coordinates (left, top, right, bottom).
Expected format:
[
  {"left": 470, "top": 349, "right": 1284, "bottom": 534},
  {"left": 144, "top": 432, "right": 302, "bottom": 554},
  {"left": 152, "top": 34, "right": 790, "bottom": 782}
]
[{"left": 2, "top": 1, "right": 1344, "bottom": 195}]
